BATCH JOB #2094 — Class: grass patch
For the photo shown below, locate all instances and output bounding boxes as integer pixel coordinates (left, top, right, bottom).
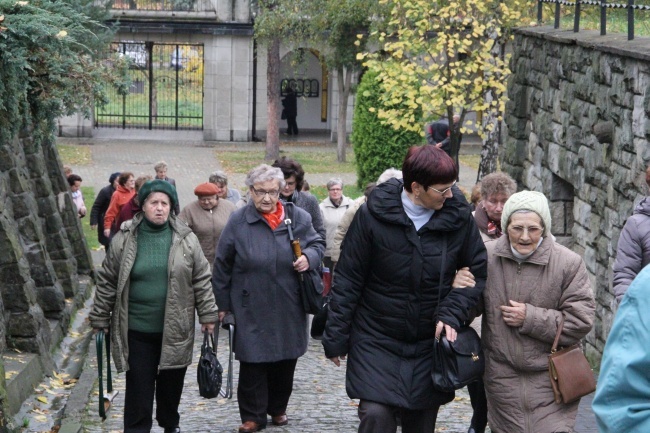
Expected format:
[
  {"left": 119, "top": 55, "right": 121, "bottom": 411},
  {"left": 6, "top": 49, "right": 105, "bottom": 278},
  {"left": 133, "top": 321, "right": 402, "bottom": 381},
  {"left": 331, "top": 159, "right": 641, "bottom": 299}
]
[
  {"left": 57, "top": 144, "right": 92, "bottom": 166},
  {"left": 310, "top": 185, "right": 364, "bottom": 202},
  {"left": 80, "top": 186, "right": 101, "bottom": 251},
  {"left": 217, "top": 148, "right": 357, "bottom": 175},
  {"left": 459, "top": 154, "right": 481, "bottom": 172}
]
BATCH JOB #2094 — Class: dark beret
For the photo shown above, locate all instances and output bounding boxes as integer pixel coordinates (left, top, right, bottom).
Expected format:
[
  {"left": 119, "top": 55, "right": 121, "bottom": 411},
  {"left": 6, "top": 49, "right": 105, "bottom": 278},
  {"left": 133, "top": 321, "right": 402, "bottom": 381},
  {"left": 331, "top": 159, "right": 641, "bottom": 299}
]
[{"left": 138, "top": 179, "right": 178, "bottom": 209}]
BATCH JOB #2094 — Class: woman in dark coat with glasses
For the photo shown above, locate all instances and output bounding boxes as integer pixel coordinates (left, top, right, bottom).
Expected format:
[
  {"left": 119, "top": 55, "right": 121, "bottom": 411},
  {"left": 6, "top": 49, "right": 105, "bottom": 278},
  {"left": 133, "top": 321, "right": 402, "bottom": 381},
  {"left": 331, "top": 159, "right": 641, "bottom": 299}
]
[{"left": 323, "top": 145, "right": 487, "bottom": 433}]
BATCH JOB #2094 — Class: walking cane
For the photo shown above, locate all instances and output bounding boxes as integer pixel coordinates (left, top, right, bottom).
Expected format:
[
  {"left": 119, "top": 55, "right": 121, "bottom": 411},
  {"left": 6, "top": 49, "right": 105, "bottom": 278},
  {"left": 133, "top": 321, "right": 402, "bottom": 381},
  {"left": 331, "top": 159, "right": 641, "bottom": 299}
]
[
  {"left": 96, "top": 330, "right": 119, "bottom": 420},
  {"left": 220, "top": 313, "right": 235, "bottom": 399}
]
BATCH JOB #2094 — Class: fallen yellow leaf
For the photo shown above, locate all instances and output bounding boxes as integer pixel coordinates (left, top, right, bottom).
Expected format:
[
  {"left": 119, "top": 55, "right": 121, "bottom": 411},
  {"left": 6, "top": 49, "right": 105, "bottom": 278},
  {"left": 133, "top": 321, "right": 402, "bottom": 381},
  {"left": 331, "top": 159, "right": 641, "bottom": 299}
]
[{"left": 37, "top": 396, "right": 48, "bottom": 404}]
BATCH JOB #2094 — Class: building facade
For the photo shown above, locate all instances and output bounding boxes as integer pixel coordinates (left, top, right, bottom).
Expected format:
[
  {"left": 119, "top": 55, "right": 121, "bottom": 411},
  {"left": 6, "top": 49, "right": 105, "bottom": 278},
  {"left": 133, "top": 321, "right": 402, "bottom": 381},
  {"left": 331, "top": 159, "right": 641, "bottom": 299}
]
[{"left": 57, "top": 0, "right": 353, "bottom": 141}]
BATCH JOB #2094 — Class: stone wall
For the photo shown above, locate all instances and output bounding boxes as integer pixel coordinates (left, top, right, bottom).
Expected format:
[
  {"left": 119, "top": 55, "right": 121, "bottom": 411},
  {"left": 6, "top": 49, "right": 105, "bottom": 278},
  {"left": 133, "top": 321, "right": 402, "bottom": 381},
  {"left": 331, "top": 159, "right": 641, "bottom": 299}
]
[
  {"left": 504, "top": 26, "right": 650, "bottom": 364},
  {"left": 0, "top": 128, "right": 93, "bottom": 368}
]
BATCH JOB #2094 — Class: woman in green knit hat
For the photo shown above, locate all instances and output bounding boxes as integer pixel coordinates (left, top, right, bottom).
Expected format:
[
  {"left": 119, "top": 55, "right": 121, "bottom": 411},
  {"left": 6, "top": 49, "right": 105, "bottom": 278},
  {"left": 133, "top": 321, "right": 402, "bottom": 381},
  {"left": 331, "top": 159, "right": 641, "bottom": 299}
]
[{"left": 90, "top": 179, "right": 218, "bottom": 433}]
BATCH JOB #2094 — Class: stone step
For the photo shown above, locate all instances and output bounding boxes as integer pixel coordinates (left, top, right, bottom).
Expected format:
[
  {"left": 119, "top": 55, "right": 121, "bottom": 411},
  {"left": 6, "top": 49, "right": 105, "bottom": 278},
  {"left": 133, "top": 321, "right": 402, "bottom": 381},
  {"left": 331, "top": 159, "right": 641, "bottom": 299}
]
[{"left": 5, "top": 352, "right": 44, "bottom": 417}]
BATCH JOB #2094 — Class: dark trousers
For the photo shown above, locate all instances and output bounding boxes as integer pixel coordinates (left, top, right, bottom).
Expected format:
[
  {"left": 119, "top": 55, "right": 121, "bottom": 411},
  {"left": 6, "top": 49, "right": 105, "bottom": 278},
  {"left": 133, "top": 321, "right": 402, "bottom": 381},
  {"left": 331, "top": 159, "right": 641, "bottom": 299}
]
[
  {"left": 357, "top": 400, "right": 440, "bottom": 433},
  {"left": 286, "top": 117, "right": 298, "bottom": 135},
  {"left": 467, "top": 378, "right": 488, "bottom": 431},
  {"left": 238, "top": 359, "right": 298, "bottom": 425},
  {"left": 124, "top": 330, "right": 187, "bottom": 433}
]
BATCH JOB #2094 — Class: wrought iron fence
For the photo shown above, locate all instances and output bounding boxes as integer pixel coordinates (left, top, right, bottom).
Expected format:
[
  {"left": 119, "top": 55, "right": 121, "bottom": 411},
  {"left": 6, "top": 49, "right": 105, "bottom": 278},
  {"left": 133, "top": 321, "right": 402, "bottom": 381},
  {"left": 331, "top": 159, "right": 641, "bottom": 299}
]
[
  {"left": 96, "top": 42, "right": 204, "bottom": 130},
  {"left": 537, "top": 0, "right": 650, "bottom": 40},
  {"left": 108, "top": 0, "right": 213, "bottom": 13}
]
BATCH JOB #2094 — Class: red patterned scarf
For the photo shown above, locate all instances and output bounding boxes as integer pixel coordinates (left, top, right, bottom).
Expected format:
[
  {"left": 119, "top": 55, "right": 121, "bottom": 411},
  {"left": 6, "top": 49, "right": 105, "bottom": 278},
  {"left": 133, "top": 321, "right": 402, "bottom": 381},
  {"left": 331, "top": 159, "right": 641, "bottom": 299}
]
[{"left": 262, "top": 201, "right": 284, "bottom": 230}]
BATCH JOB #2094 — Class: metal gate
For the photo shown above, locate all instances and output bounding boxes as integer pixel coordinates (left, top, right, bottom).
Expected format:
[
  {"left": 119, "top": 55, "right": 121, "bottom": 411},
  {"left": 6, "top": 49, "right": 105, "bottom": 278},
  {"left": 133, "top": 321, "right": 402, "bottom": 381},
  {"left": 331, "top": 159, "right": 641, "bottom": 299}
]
[{"left": 95, "top": 42, "right": 204, "bottom": 130}]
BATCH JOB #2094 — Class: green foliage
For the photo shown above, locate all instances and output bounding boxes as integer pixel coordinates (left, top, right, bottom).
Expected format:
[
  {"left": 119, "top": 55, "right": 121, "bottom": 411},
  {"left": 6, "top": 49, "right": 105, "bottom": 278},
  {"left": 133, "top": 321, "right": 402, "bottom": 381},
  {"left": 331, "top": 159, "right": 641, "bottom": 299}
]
[
  {"left": 352, "top": 69, "right": 422, "bottom": 188},
  {"left": 0, "top": 0, "right": 128, "bottom": 143},
  {"left": 306, "top": 0, "right": 378, "bottom": 72}
]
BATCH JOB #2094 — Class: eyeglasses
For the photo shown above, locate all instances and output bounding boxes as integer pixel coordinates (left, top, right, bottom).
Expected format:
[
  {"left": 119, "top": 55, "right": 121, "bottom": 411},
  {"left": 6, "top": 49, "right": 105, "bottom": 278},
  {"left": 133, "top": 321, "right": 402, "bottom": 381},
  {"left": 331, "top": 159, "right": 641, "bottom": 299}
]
[
  {"left": 426, "top": 181, "right": 456, "bottom": 195},
  {"left": 507, "top": 226, "right": 543, "bottom": 236},
  {"left": 252, "top": 188, "right": 280, "bottom": 198}
]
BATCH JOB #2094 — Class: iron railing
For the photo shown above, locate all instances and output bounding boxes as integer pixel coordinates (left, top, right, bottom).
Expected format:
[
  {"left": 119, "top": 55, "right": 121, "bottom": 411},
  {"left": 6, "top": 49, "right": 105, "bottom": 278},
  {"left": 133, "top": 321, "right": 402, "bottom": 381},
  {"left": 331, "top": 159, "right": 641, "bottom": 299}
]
[
  {"left": 538, "top": 0, "right": 650, "bottom": 40},
  {"left": 107, "top": 0, "right": 214, "bottom": 13}
]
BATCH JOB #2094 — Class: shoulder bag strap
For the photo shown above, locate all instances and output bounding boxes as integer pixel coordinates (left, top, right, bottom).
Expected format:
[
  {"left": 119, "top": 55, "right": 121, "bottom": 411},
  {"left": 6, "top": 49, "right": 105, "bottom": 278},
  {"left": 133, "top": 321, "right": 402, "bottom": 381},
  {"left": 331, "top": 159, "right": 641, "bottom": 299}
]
[
  {"left": 551, "top": 315, "right": 565, "bottom": 353},
  {"left": 434, "top": 234, "right": 448, "bottom": 337}
]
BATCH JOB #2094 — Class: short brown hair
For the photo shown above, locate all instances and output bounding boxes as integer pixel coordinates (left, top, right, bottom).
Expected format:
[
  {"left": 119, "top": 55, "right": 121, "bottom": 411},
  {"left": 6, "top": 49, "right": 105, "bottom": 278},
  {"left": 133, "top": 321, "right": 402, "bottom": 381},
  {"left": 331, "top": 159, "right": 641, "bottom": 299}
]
[{"left": 402, "top": 145, "right": 457, "bottom": 193}]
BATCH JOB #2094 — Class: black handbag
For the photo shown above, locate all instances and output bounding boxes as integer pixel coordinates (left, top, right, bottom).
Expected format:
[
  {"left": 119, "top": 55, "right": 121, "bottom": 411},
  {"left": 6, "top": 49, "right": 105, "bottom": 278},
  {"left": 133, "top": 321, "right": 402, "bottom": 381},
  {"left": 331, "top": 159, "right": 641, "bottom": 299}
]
[
  {"left": 430, "top": 236, "right": 485, "bottom": 392},
  {"left": 310, "top": 294, "right": 330, "bottom": 339},
  {"left": 432, "top": 326, "right": 485, "bottom": 392},
  {"left": 284, "top": 205, "right": 325, "bottom": 316},
  {"left": 197, "top": 330, "right": 223, "bottom": 399}
]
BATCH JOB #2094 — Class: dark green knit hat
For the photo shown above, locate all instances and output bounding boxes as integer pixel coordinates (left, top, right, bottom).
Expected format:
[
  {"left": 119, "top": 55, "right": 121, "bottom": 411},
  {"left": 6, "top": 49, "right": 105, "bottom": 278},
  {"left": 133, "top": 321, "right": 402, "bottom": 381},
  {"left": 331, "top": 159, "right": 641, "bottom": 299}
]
[{"left": 138, "top": 179, "right": 178, "bottom": 209}]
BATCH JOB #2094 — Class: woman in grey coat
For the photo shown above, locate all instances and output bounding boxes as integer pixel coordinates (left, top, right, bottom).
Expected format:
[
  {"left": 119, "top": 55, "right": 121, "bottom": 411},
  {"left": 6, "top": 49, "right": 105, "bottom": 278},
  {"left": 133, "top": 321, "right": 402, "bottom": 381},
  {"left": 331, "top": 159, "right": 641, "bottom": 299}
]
[{"left": 212, "top": 164, "right": 325, "bottom": 433}]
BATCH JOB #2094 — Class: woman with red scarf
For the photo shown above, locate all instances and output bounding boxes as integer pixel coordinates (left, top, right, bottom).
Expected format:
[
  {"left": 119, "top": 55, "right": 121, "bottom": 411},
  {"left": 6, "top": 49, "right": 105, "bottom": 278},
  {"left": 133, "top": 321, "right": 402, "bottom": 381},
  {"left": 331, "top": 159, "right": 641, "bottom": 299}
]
[
  {"left": 473, "top": 172, "right": 517, "bottom": 242},
  {"left": 212, "top": 164, "right": 325, "bottom": 433}
]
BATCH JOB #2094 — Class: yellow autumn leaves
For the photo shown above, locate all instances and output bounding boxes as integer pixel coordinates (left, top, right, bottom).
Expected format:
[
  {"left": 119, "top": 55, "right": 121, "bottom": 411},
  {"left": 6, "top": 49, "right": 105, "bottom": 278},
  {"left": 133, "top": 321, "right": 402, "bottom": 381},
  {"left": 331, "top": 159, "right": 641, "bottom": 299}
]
[{"left": 357, "top": 0, "right": 523, "bottom": 135}]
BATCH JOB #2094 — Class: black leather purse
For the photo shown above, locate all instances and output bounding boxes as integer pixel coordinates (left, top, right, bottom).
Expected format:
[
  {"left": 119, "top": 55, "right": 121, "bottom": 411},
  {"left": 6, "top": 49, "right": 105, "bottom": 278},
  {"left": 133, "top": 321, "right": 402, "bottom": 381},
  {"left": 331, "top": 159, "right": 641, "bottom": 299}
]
[
  {"left": 431, "top": 236, "right": 485, "bottom": 392},
  {"left": 284, "top": 204, "right": 325, "bottom": 316},
  {"left": 432, "top": 326, "right": 485, "bottom": 392},
  {"left": 197, "top": 330, "right": 223, "bottom": 399}
]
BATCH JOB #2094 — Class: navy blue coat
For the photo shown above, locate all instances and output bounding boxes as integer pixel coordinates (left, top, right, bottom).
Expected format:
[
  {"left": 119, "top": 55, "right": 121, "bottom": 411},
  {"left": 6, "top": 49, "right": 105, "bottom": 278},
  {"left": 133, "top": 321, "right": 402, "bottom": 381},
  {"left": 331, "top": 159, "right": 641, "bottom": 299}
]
[
  {"left": 212, "top": 202, "right": 325, "bottom": 363},
  {"left": 322, "top": 178, "right": 487, "bottom": 409}
]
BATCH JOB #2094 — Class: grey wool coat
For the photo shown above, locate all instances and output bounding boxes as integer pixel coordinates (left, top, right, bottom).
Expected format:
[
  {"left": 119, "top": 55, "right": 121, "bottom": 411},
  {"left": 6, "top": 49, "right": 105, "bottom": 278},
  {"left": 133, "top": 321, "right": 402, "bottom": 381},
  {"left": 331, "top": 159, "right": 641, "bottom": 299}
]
[{"left": 212, "top": 202, "right": 325, "bottom": 363}]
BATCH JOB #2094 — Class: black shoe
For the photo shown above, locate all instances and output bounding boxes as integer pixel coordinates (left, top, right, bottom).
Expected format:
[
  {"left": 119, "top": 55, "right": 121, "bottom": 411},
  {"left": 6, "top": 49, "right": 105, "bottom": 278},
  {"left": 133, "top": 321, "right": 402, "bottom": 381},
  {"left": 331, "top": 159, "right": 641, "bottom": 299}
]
[
  {"left": 164, "top": 427, "right": 180, "bottom": 433},
  {"left": 468, "top": 426, "right": 485, "bottom": 433}
]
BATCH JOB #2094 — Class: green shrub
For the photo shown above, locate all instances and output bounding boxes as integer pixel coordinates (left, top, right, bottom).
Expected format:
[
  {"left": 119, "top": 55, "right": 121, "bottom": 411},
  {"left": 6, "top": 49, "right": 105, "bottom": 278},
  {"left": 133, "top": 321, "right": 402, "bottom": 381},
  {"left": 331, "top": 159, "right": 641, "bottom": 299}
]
[{"left": 351, "top": 69, "right": 423, "bottom": 188}]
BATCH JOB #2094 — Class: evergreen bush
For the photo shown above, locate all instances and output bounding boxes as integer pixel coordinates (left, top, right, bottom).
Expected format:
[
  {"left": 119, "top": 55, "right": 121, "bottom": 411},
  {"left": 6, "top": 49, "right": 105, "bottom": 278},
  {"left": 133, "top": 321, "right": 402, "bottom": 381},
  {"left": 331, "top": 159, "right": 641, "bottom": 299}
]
[{"left": 352, "top": 69, "right": 423, "bottom": 188}]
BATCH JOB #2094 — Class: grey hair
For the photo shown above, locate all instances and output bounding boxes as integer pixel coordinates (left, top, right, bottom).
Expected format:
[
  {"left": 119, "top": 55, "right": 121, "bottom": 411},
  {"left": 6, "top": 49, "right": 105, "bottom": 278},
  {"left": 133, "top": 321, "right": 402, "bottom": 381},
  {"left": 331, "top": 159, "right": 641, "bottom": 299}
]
[
  {"left": 209, "top": 170, "right": 229, "bottom": 186},
  {"left": 245, "top": 164, "right": 286, "bottom": 189},
  {"left": 154, "top": 161, "right": 168, "bottom": 172},
  {"left": 326, "top": 177, "right": 344, "bottom": 190},
  {"left": 377, "top": 168, "right": 403, "bottom": 184},
  {"left": 480, "top": 172, "right": 517, "bottom": 200}
]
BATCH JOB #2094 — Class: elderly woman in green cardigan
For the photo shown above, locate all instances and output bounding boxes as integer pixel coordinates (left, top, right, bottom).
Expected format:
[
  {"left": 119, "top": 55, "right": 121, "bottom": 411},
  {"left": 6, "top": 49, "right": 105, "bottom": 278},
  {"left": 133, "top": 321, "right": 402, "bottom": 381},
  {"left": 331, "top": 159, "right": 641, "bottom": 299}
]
[{"left": 90, "top": 179, "right": 218, "bottom": 433}]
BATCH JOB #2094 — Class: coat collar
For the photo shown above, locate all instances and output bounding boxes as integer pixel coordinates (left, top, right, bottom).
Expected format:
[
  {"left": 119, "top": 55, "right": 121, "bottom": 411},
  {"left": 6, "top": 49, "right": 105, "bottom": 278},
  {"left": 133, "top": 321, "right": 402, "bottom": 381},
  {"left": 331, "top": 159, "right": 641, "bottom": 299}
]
[
  {"left": 493, "top": 234, "right": 553, "bottom": 266},
  {"left": 123, "top": 212, "right": 191, "bottom": 238},
  {"left": 366, "top": 178, "right": 472, "bottom": 232}
]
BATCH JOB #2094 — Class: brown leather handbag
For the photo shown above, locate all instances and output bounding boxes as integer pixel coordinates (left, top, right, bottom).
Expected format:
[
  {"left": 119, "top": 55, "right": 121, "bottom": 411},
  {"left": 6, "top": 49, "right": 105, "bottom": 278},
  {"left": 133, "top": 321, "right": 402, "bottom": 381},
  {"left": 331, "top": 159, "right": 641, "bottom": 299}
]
[{"left": 548, "top": 316, "right": 596, "bottom": 404}]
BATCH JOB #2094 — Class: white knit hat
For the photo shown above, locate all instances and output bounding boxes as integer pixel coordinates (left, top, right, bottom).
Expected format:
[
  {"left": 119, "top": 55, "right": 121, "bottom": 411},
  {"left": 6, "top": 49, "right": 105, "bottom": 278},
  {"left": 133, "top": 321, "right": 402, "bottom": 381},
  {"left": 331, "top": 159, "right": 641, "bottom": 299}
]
[{"left": 501, "top": 191, "right": 552, "bottom": 237}]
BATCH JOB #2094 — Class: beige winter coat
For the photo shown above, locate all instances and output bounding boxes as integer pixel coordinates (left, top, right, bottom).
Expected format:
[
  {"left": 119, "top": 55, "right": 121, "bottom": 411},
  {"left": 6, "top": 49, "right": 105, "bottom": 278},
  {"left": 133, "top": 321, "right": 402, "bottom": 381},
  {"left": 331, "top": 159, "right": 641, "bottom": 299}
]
[
  {"left": 178, "top": 198, "right": 235, "bottom": 267},
  {"left": 330, "top": 196, "right": 366, "bottom": 263},
  {"left": 481, "top": 235, "right": 595, "bottom": 433},
  {"left": 89, "top": 213, "right": 219, "bottom": 373},
  {"left": 319, "top": 195, "right": 353, "bottom": 259}
]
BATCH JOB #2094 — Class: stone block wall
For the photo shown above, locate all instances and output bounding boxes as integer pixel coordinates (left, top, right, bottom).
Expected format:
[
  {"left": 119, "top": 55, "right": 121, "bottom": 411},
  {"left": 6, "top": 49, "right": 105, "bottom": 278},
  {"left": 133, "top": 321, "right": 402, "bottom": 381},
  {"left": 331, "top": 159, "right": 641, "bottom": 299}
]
[
  {"left": 0, "top": 129, "right": 93, "bottom": 367},
  {"left": 503, "top": 26, "right": 650, "bottom": 364}
]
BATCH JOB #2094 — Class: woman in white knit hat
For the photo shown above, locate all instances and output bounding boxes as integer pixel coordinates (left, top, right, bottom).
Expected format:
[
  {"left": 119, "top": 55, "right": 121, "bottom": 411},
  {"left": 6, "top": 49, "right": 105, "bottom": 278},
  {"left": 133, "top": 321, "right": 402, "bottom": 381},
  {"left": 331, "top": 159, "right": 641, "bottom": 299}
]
[{"left": 457, "top": 190, "right": 596, "bottom": 432}]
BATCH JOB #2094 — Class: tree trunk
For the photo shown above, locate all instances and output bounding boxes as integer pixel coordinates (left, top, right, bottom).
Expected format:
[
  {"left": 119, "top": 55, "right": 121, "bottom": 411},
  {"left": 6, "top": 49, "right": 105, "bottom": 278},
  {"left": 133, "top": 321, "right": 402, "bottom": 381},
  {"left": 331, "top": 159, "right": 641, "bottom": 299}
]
[
  {"left": 477, "top": 93, "right": 500, "bottom": 182},
  {"left": 265, "top": 38, "right": 281, "bottom": 161},
  {"left": 448, "top": 106, "right": 463, "bottom": 172},
  {"left": 336, "top": 66, "right": 352, "bottom": 163},
  {"left": 477, "top": 40, "right": 505, "bottom": 181}
]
